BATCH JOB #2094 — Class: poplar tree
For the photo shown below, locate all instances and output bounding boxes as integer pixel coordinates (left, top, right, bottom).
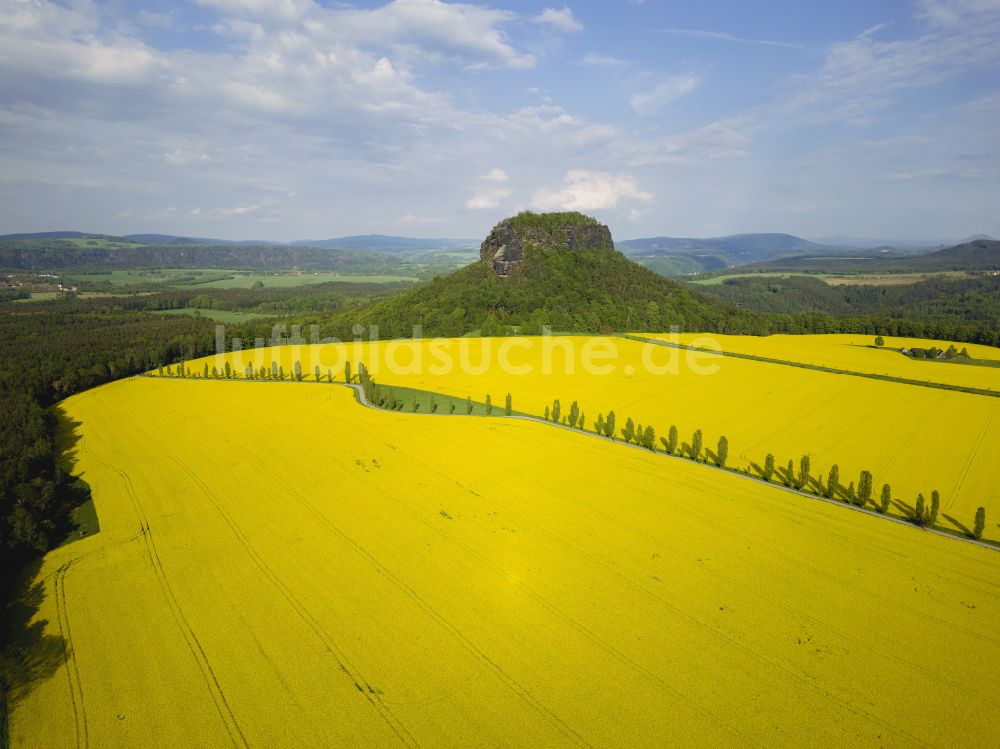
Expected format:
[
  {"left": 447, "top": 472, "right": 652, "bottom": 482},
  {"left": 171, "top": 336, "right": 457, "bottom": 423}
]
[
  {"left": 294, "top": 361, "right": 302, "bottom": 381},
  {"left": 204, "top": 363, "right": 209, "bottom": 378},
  {"left": 717, "top": 436, "right": 729, "bottom": 467},
  {"left": 596, "top": 414, "right": 605, "bottom": 435},
  {"left": 854, "top": 471, "right": 870, "bottom": 506},
  {"left": 623, "top": 417, "right": 635, "bottom": 443},
  {"left": 666, "top": 425, "right": 678, "bottom": 455},
  {"left": 552, "top": 399, "right": 561, "bottom": 423},
  {"left": 973, "top": 507, "right": 986, "bottom": 540},
  {"left": 544, "top": 406, "right": 550, "bottom": 420},
  {"left": 764, "top": 454, "right": 775, "bottom": 482},
  {"left": 578, "top": 412, "right": 585, "bottom": 431},
  {"left": 799, "top": 455, "right": 810, "bottom": 490},
  {"left": 315, "top": 365, "right": 321, "bottom": 381},
  {"left": 225, "top": 361, "right": 232, "bottom": 379},
  {"left": 569, "top": 401, "right": 579, "bottom": 429},
  {"left": 643, "top": 425, "right": 656, "bottom": 451},
  {"left": 604, "top": 411, "right": 616, "bottom": 440},
  {"left": 505, "top": 393, "right": 512, "bottom": 416},
  {"left": 158, "top": 365, "right": 164, "bottom": 376},
  {"left": 880, "top": 484, "right": 891, "bottom": 514},
  {"left": 827, "top": 464, "right": 839, "bottom": 498},
  {"left": 466, "top": 396, "right": 474, "bottom": 415},
  {"left": 929, "top": 490, "right": 940, "bottom": 527},
  {"left": 691, "top": 429, "right": 702, "bottom": 460},
  {"left": 485, "top": 394, "right": 493, "bottom": 415},
  {"left": 786, "top": 459, "right": 795, "bottom": 487},
  {"left": 914, "top": 493, "right": 926, "bottom": 526},
  {"left": 345, "top": 361, "right": 352, "bottom": 383}
]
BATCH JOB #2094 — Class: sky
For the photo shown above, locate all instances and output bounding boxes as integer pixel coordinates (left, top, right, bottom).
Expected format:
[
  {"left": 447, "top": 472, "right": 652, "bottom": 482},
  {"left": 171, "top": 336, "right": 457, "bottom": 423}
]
[{"left": 0, "top": 0, "right": 998, "bottom": 242}]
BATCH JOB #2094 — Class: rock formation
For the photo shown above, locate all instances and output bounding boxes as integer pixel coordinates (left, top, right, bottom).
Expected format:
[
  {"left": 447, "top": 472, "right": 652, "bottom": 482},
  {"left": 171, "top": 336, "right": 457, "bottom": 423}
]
[{"left": 480, "top": 212, "right": 614, "bottom": 276}]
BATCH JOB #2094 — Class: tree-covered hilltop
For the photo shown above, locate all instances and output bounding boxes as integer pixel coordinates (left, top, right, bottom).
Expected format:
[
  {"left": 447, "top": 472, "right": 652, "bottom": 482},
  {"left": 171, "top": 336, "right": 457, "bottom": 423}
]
[
  {"left": 323, "top": 218, "right": 767, "bottom": 338},
  {"left": 688, "top": 274, "right": 1000, "bottom": 345}
]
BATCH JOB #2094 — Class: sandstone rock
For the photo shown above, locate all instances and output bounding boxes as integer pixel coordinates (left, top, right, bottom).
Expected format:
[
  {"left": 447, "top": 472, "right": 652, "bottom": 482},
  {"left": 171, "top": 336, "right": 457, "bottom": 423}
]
[{"left": 479, "top": 213, "right": 614, "bottom": 276}]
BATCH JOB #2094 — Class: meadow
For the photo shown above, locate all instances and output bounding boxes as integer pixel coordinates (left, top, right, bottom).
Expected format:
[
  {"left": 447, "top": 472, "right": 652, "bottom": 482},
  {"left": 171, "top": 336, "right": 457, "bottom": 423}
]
[
  {"left": 62, "top": 269, "right": 419, "bottom": 289},
  {"left": 689, "top": 271, "right": 973, "bottom": 286},
  {"left": 8, "top": 377, "right": 1000, "bottom": 747},
  {"left": 199, "top": 335, "right": 1000, "bottom": 540}
]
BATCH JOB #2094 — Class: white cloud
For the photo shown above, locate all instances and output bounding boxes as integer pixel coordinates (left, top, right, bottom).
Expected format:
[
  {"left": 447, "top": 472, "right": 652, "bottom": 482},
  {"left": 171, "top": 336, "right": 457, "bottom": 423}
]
[
  {"left": 626, "top": 116, "right": 753, "bottom": 166},
  {"left": 535, "top": 6, "right": 583, "bottom": 33},
  {"left": 465, "top": 187, "right": 511, "bottom": 210},
  {"left": 164, "top": 149, "right": 211, "bottom": 166},
  {"left": 532, "top": 170, "right": 652, "bottom": 212},
  {"left": 782, "top": 8, "right": 1000, "bottom": 125},
  {"left": 918, "top": 0, "right": 1000, "bottom": 27},
  {"left": 581, "top": 53, "right": 627, "bottom": 67},
  {"left": 657, "top": 28, "right": 807, "bottom": 51},
  {"left": 482, "top": 168, "right": 509, "bottom": 182},
  {"left": 628, "top": 75, "right": 699, "bottom": 115}
]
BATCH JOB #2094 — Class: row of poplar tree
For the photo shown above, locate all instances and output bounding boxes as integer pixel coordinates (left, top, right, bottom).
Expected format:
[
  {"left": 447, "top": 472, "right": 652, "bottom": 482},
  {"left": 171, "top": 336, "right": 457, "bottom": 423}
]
[{"left": 156, "top": 361, "right": 988, "bottom": 542}]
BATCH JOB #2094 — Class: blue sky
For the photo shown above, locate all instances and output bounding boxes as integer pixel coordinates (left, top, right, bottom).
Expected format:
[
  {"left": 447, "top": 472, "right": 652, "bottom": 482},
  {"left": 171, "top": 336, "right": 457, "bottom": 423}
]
[{"left": 1, "top": 0, "right": 998, "bottom": 241}]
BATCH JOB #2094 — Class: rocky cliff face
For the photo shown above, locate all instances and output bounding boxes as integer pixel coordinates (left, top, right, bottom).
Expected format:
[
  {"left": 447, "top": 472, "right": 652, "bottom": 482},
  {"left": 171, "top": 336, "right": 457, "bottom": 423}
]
[{"left": 480, "top": 213, "right": 614, "bottom": 276}]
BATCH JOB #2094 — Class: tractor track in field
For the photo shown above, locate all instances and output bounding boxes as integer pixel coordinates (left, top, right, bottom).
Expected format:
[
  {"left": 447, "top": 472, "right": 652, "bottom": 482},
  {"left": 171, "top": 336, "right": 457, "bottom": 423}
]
[
  {"left": 950, "top": 402, "right": 997, "bottom": 512},
  {"left": 128, "top": 423, "right": 422, "bottom": 749},
  {"left": 253, "top": 450, "right": 597, "bottom": 749},
  {"left": 388, "top": 442, "right": 940, "bottom": 749},
  {"left": 79, "top": 437, "right": 250, "bottom": 749},
  {"left": 53, "top": 561, "right": 88, "bottom": 749},
  {"left": 324, "top": 448, "right": 761, "bottom": 748}
]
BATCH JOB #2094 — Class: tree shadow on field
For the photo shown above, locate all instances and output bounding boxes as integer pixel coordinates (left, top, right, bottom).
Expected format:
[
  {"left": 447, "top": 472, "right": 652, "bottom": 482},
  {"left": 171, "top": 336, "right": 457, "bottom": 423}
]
[
  {"left": 2, "top": 560, "right": 69, "bottom": 725},
  {"left": 942, "top": 514, "right": 972, "bottom": 537},
  {"left": 892, "top": 499, "right": 915, "bottom": 518},
  {"left": 52, "top": 407, "right": 100, "bottom": 544},
  {"left": 777, "top": 466, "right": 796, "bottom": 487},
  {"left": 704, "top": 449, "right": 718, "bottom": 466}
]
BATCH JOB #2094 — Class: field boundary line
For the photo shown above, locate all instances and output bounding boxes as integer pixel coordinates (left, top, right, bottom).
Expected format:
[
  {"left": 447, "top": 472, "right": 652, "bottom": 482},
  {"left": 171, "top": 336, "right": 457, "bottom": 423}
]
[{"left": 622, "top": 334, "right": 999, "bottom": 397}]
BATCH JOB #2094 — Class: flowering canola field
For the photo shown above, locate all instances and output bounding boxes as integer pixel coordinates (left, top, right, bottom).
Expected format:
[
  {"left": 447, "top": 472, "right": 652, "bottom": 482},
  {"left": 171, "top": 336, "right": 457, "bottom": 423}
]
[
  {"left": 653, "top": 332, "right": 1000, "bottom": 392},
  {"left": 9, "top": 376, "right": 1000, "bottom": 747},
  {"left": 203, "top": 336, "right": 1000, "bottom": 538}
]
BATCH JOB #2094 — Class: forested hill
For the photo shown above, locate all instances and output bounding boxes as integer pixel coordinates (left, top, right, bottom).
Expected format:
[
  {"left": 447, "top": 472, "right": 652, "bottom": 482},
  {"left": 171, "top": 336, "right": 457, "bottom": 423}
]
[
  {"left": 714, "top": 239, "right": 1000, "bottom": 275},
  {"left": 618, "top": 232, "right": 832, "bottom": 263},
  {"left": 323, "top": 223, "right": 767, "bottom": 339},
  {"left": 0, "top": 240, "right": 398, "bottom": 272},
  {"left": 689, "top": 274, "right": 1000, "bottom": 345}
]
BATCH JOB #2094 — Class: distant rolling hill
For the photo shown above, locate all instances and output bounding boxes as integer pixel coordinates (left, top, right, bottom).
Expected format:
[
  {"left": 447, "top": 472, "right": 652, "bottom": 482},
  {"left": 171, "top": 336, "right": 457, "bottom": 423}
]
[
  {"left": 291, "top": 234, "right": 477, "bottom": 253},
  {"left": 701, "top": 239, "right": 1000, "bottom": 276},
  {"left": 617, "top": 233, "right": 846, "bottom": 276},
  {"left": 0, "top": 231, "right": 478, "bottom": 254}
]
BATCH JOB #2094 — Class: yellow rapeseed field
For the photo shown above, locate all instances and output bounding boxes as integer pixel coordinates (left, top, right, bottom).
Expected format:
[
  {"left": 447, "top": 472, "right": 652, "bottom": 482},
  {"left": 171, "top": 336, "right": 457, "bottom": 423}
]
[
  {"left": 200, "top": 336, "right": 1000, "bottom": 538},
  {"left": 652, "top": 332, "right": 1000, "bottom": 392},
  {"left": 9, "top": 377, "right": 1000, "bottom": 746}
]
